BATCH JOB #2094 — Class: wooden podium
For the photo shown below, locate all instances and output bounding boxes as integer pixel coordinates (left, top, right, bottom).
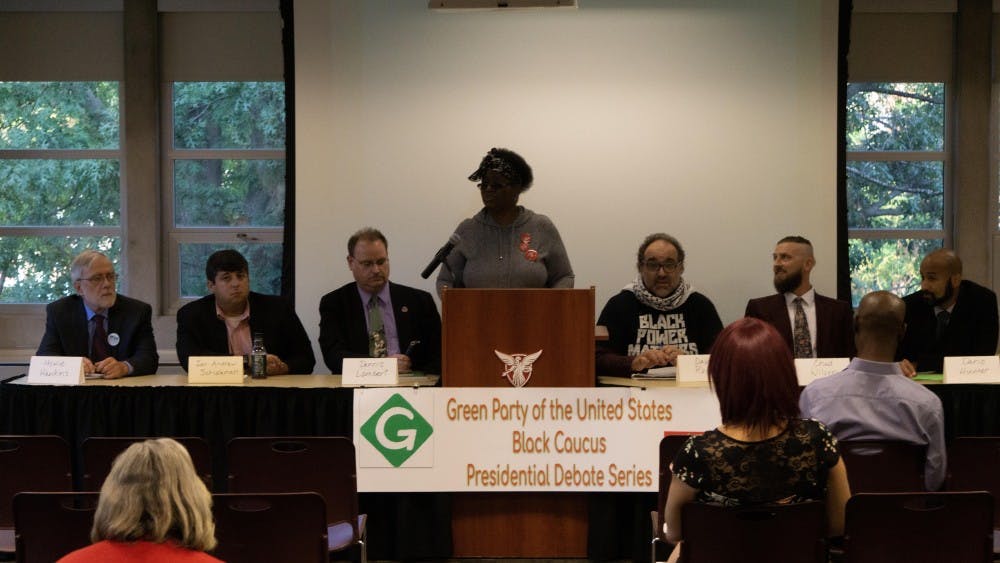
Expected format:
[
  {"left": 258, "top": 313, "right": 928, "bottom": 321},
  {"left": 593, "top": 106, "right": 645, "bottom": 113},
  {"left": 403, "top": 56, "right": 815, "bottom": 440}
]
[
  {"left": 441, "top": 288, "right": 595, "bottom": 387},
  {"left": 441, "top": 288, "right": 595, "bottom": 557}
]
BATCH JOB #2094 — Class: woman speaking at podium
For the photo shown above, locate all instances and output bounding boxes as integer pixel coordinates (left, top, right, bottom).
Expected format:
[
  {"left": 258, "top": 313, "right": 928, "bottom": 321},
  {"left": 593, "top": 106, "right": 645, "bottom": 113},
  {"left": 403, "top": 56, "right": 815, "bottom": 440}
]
[{"left": 435, "top": 147, "right": 574, "bottom": 295}]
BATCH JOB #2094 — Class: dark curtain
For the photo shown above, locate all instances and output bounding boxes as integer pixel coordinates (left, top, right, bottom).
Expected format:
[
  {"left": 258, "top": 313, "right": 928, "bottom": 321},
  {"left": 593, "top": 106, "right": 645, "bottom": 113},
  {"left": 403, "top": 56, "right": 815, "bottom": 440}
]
[
  {"left": 279, "top": 0, "right": 296, "bottom": 301},
  {"left": 837, "top": 0, "right": 853, "bottom": 301}
]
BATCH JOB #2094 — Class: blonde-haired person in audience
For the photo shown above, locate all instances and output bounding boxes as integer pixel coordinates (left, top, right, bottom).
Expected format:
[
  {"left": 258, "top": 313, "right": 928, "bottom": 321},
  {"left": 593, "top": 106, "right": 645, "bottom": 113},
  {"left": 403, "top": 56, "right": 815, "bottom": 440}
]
[{"left": 58, "top": 438, "right": 221, "bottom": 562}]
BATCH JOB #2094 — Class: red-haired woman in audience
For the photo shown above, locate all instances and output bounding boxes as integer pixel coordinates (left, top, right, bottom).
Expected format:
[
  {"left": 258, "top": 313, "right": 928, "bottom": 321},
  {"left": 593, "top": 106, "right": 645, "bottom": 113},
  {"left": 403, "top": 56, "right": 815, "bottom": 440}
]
[
  {"left": 664, "top": 317, "right": 850, "bottom": 560},
  {"left": 58, "top": 438, "right": 221, "bottom": 562}
]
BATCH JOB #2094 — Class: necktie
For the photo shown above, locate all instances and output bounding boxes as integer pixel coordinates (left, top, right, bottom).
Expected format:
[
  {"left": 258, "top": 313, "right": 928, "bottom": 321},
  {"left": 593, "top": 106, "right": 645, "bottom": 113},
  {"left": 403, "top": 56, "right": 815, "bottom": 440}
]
[
  {"left": 91, "top": 314, "right": 110, "bottom": 361},
  {"left": 935, "top": 310, "right": 951, "bottom": 343},
  {"left": 792, "top": 297, "right": 813, "bottom": 358},
  {"left": 368, "top": 297, "right": 387, "bottom": 358}
]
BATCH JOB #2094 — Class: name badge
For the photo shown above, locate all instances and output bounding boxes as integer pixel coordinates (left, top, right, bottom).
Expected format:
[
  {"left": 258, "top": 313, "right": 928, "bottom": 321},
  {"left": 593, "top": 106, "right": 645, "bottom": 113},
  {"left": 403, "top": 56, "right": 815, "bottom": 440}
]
[
  {"left": 676, "top": 354, "right": 710, "bottom": 383},
  {"left": 943, "top": 356, "right": 1000, "bottom": 384},
  {"left": 343, "top": 357, "right": 398, "bottom": 386},
  {"left": 27, "top": 356, "right": 85, "bottom": 385},
  {"left": 795, "top": 357, "right": 849, "bottom": 386},
  {"left": 188, "top": 356, "right": 245, "bottom": 385}
]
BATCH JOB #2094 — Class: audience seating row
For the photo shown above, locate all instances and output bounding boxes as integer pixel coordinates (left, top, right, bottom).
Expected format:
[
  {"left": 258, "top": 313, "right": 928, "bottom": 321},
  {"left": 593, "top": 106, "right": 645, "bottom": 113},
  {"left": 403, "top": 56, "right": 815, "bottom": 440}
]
[
  {"left": 0, "top": 434, "right": 366, "bottom": 563},
  {"left": 651, "top": 435, "right": 1000, "bottom": 563}
]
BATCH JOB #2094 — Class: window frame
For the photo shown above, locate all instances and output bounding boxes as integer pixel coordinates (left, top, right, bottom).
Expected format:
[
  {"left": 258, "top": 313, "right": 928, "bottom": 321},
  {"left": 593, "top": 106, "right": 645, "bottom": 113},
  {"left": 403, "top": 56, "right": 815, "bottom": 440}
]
[
  {"left": 845, "top": 81, "right": 953, "bottom": 302},
  {"left": 159, "top": 80, "right": 285, "bottom": 313},
  {"left": 0, "top": 82, "right": 127, "bottom": 307}
]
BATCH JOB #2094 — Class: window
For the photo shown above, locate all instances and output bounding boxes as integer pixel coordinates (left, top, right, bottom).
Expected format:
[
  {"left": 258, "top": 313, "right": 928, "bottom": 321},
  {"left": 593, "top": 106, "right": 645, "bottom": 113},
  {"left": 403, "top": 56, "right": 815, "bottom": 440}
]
[
  {"left": 163, "top": 81, "right": 285, "bottom": 306},
  {"left": 846, "top": 82, "right": 946, "bottom": 305},
  {"left": 0, "top": 81, "right": 122, "bottom": 303}
]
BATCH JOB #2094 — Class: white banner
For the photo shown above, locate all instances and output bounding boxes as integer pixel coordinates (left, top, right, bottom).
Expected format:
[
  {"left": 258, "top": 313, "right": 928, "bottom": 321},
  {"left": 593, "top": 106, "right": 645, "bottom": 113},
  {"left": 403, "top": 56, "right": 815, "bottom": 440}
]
[{"left": 353, "top": 386, "right": 720, "bottom": 492}]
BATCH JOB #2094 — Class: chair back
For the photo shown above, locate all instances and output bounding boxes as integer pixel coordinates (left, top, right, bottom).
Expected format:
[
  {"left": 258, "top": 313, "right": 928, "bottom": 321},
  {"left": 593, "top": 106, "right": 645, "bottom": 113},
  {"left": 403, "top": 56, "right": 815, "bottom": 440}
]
[
  {"left": 679, "top": 501, "right": 827, "bottom": 563},
  {"left": 227, "top": 437, "right": 360, "bottom": 538},
  {"left": 81, "top": 436, "right": 212, "bottom": 492},
  {"left": 843, "top": 491, "right": 994, "bottom": 563},
  {"left": 13, "top": 492, "right": 99, "bottom": 563},
  {"left": 0, "top": 435, "right": 73, "bottom": 527},
  {"left": 211, "top": 492, "right": 328, "bottom": 563},
  {"left": 655, "top": 434, "right": 694, "bottom": 538},
  {"left": 838, "top": 440, "right": 926, "bottom": 493},
  {"left": 948, "top": 436, "right": 1000, "bottom": 529}
]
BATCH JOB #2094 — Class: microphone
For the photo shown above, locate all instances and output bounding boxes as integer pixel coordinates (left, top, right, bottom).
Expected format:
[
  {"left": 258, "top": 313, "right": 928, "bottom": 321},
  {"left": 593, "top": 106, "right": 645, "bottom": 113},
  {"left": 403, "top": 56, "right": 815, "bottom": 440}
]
[{"left": 421, "top": 233, "right": 461, "bottom": 279}]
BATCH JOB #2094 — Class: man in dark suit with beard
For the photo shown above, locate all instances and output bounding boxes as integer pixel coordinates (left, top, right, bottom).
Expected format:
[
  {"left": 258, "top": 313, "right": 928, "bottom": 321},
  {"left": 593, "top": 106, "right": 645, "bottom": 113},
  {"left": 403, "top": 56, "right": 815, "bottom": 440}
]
[
  {"left": 37, "top": 250, "right": 158, "bottom": 377},
  {"left": 319, "top": 228, "right": 441, "bottom": 375},
  {"left": 898, "top": 249, "right": 998, "bottom": 374},
  {"left": 744, "top": 235, "right": 855, "bottom": 358}
]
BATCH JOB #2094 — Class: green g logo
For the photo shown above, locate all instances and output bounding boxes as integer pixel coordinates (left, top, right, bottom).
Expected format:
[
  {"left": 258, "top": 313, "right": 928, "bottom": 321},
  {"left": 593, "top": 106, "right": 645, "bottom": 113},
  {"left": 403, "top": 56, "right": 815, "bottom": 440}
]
[{"left": 360, "top": 393, "right": 433, "bottom": 467}]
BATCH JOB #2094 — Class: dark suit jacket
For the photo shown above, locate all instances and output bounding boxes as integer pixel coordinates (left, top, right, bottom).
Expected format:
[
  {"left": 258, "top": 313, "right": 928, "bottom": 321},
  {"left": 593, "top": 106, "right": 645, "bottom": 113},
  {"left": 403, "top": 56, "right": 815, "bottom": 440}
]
[
  {"left": 899, "top": 279, "right": 999, "bottom": 372},
  {"left": 176, "top": 291, "right": 316, "bottom": 374},
  {"left": 36, "top": 294, "right": 159, "bottom": 375},
  {"left": 745, "top": 292, "right": 855, "bottom": 358},
  {"left": 318, "top": 281, "right": 442, "bottom": 375}
]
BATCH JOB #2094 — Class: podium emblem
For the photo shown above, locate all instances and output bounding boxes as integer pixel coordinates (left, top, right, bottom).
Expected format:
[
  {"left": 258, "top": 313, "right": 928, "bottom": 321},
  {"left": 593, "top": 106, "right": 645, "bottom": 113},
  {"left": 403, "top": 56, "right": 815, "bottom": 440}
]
[{"left": 494, "top": 349, "right": 542, "bottom": 388}]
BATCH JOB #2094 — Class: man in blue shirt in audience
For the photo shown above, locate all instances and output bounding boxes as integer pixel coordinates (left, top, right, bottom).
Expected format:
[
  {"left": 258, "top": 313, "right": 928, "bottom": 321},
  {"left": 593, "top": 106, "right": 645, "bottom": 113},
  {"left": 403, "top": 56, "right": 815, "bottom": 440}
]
[{"left": 799, "top": 290, "right": 945, "bottom": 491}]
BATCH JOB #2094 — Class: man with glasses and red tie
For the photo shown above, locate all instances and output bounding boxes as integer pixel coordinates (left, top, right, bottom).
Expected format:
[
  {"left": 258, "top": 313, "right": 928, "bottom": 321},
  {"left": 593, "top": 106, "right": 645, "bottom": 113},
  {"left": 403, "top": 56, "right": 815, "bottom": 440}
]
[
  {"left": 744, "top": 235, "right": 855, "bottom": 359},
  {"left": 318, "top": 228, "right": 441, "bottom": 375},
  {"left": 36, "top": 250, "right": 158, "bottom": 378},
  {"left": 596, "top": 233, "right": 723, "bottom": 377}
]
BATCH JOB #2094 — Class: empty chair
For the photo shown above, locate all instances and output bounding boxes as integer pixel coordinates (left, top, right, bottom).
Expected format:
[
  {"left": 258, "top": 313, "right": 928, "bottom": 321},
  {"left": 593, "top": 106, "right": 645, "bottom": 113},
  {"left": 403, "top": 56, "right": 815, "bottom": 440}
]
[
  {"left": 843, "top": 492, "right": 994, "bottom": 563},
  {"left": 678, "top": 501, "right": 827, "bottom": 563},
  {"left": 650, "top": 434, "right": 695, "bottom": 563},
  {"left": 227, "top": 436, "right": 367, "bottom": 562},
  {"left": 82, "top": 436, "right": 212, "bottom": 491},
  {"left": 838, "top": 440, "right": 927, "bottom": 493},
  {"left": 0, "top": 435, "right": 73, "bottom": 554},
  {"left": 14, "top": 492, "right": 99, "bottom": 563},
  {"left": 948, "top": 436, "right": 1000, "bottom": 552},
  {"left": 211, "top": 493, "right": 328, "bottom": 563}
]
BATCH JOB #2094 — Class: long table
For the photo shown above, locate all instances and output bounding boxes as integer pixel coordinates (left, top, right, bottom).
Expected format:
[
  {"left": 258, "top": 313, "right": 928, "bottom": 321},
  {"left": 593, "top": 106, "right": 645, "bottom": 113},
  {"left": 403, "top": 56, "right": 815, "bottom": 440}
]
[
  {"left": 0, "top": 373, "right": 454, "bottom": 561},
  {"left": 599, "top": 375, "right": 1000, "bottom": 439},
  {"left": 3, "top": 374, "right": 998, "bottom": 561}
]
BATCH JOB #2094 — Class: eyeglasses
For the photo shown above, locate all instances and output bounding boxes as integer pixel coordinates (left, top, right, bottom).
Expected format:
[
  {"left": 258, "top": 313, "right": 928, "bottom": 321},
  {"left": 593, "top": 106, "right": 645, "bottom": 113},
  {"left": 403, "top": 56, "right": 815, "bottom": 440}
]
[
  {"left": 355, "top": 258, "right": 388, "bottom": 269},
  {"left": 77, "top": 273, "right": 118, "bottom": 284},
  {"left": 642, "top": 261, "right": 682, "bottom": 273}
]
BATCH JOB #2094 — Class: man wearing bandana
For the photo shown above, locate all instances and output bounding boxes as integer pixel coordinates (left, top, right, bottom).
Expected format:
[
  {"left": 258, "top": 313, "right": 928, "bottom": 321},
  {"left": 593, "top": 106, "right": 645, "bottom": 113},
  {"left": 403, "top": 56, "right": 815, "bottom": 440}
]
[
  {"left": 37, "top": 250, "right": 158, "bottom": 378},
  {"left": 898, "top": 249, "right": 998, "bottom": 374},
  {"left": 596, "top": 233, "right": 722, "bottom": 376}
]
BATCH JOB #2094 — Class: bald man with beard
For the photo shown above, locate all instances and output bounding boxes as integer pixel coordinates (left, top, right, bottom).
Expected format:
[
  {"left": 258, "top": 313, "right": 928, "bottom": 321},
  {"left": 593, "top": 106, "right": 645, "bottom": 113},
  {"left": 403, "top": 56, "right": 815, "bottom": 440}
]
[
  {"left": 898, "top": 249, "right": 998, "bottom": 374},
  {"left": 800, "top": 291, "right": 945, "bottom": 491}
]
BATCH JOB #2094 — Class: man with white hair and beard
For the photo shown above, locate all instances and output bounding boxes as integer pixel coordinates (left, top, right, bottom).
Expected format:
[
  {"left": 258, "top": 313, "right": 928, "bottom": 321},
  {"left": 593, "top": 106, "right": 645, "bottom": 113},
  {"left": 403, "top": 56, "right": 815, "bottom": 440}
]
[
  {"left": 898, "top": 249, "right": 998, "bottom": 374},
  {"left": 744, "top": 235, "right": 855, "bottom": 358},
  {"left": 595, "top": 233, "right": 723, "bottom": 377}
]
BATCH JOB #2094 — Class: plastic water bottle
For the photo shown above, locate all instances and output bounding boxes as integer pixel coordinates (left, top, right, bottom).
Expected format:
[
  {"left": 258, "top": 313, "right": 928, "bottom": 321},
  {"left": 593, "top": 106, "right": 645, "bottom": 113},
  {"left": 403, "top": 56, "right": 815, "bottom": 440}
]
[{"left": 250, "top": 332, "right": 267, "bottom": 379}]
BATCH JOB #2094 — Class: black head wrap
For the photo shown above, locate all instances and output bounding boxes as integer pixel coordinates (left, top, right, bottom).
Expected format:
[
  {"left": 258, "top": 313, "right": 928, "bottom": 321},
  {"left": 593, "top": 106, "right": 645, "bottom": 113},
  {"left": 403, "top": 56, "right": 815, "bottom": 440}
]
[{"left": 468, "top": 147, "right": 527, "bottom": 187}]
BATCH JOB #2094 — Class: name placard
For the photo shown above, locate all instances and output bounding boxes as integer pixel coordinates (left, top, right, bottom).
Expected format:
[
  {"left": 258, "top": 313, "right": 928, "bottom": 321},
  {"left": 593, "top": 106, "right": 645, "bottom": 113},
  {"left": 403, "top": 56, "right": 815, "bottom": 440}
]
[
  {"left": 27, "top": 356, "right": 84, "bottom": 385},
  {"left": 943, "top": 356, "right": 1000, "bottom": 384},
  {"left": 676, "top": 354, "right": 710, "bottom": 383},
  {"left": 343, "top": 357, "right": 398, "bottom": 386},
  {"left": 187, "top": 356, "right": 245, "bottom": 385},
  {"left": 795, "top": 357, "right": 849, "bottom": 386}
]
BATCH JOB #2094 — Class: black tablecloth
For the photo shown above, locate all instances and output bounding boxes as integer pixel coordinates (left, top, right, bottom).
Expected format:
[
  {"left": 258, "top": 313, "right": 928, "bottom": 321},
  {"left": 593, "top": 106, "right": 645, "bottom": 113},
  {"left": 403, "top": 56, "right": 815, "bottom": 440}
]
[
  {"left": 4, "top": 379, "right": 993, "bottom": 561},
  {"left": 0, "top": 380, "right": 452, "bottom": 560}
]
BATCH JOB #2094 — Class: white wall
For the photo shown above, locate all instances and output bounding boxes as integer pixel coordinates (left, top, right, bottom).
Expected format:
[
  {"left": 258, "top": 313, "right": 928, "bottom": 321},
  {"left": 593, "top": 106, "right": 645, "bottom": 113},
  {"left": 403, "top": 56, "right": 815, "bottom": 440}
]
[{"left": 295, "top": 0, "right": 839, "bottom": 371}]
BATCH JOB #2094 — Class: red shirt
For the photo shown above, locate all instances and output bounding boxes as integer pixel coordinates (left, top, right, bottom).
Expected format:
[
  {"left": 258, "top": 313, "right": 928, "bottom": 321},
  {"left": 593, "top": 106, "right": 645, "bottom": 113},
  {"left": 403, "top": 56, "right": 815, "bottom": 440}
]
[{"left": 58, "top": 540, "right": 223, "bottom": 562}]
